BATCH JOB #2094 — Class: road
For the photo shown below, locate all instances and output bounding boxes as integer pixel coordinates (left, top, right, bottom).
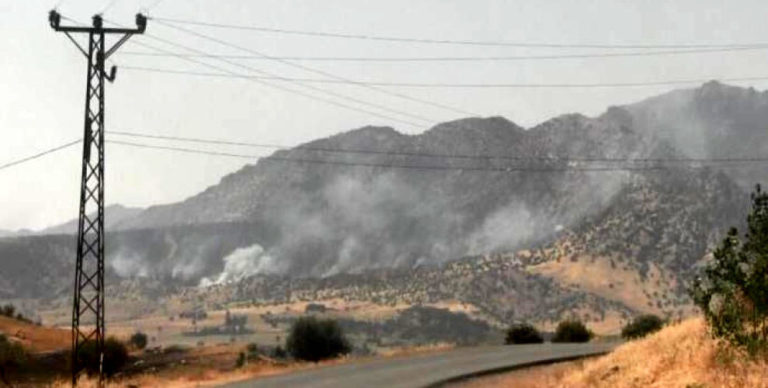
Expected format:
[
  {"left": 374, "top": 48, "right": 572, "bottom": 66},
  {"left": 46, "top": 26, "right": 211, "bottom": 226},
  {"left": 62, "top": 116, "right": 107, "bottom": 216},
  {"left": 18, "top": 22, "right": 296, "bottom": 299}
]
[{"left": 221, "top": 342, "right": 617, "bottom": 388}]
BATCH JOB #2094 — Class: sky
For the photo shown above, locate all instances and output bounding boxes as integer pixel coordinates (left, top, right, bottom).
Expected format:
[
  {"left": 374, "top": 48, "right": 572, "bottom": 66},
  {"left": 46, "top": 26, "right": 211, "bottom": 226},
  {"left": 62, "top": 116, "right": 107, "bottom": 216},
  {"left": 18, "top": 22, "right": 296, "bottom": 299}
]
[{"left": 2, "top": 0, "right": 768, "bottom": 231}]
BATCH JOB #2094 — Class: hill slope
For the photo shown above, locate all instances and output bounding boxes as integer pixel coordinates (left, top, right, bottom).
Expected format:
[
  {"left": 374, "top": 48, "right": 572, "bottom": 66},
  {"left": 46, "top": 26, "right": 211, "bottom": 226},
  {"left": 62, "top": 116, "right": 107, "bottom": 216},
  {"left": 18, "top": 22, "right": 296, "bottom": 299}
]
[
  {"left": 0, "top": 82, "right": 765, "bottom": 329},
  {"left": 456, "top": 318, "right": 768, "bottom": 388}
]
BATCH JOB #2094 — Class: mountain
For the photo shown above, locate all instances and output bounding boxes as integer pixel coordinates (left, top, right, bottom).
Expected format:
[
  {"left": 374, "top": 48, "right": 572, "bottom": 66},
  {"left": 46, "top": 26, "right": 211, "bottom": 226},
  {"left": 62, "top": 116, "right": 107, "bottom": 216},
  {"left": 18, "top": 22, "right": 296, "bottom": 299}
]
[
  {"left": 627, "top": 81, "right": 768, "bottom": 189},
  {"left": 101, "top": 82, "right": 756, "bottom": 280},
  {"left": 111, "top": 114, "right": 667, "bottom": 279},
  {"left": 0, "top": 82, "right": 763, "bottom": 328},
  {"left": 37, "top": 204, "right": 143, "bottom": 235}
]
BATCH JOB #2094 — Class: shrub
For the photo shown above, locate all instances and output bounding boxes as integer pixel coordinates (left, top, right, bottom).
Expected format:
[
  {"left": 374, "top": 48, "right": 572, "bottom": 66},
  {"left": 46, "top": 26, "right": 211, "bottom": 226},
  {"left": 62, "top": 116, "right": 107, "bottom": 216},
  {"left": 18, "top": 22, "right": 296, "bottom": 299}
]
[
  {"left": 246, "top": 342, "right": 259, "bottom": 359},
  {"left": 505, "top": 323, "right": 544, "bottom": 344},
  {"left": 552, "top": 319, "right": 592, "bottom": 343},
  {"left": 622, "top": 314, "right": 664, "bottom": 340},
  {"left": 236, "top": 352, "right": 246, "bottom": 368},
  {"left": 0, "top": 334, "right": 26, "bottom": 385},
  {"left": 0, "top": 305, "right": 15, "bottom": 318},
  {"left": 690, "top": 185, "right": 768, "bottom": 355},
  {"left": 129, "top": 332, "right": 148, "bottom": 350},
  {"left": 76, "top": 337, "right": 129, "bottom": 378},
  {"left": 286, "top": 317, "right": 351, "bottom": 362},
  {"left": 271, "top": 345, "right": 287, "bottom": 359}
]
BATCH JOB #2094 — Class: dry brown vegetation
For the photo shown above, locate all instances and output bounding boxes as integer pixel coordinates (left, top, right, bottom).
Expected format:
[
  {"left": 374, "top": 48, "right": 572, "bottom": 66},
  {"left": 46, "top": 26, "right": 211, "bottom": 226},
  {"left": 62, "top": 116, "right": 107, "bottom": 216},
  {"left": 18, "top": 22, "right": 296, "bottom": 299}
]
[
  {"left": 455, "top": 318, "right": 768, "bottom": 388},
  {"left": 529, "top": 255, "right": 684, "bottom": 318},
  {"left": 40, "top": 339, "right": 455, "bottom": 387},
  {"left": 0, "top": 315, "right": 68, "bottom": 353}
]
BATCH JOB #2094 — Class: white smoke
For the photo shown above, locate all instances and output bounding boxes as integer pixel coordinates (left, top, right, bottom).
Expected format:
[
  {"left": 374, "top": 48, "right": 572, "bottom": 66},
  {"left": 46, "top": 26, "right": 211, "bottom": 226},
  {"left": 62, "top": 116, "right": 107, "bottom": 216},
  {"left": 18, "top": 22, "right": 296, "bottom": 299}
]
[
  {"left": 110, "top": 250, "right": 149, "bottom": 278},
  {"left": 199, "top": 243, "right": 281, "bottom": 287},
  {"left": 467, "top": 203, "right": 536, "bottom": 255},
  {"left": 171, "top": 238, "right": 216, "bottom": 280}
]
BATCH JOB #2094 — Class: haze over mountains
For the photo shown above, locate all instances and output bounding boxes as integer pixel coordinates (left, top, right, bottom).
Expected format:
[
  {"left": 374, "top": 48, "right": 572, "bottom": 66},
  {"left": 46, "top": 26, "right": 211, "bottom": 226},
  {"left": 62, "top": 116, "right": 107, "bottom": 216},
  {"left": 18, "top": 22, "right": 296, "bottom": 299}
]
[{"left": 0, "top": 82, "right": 764, "bottom": 326}]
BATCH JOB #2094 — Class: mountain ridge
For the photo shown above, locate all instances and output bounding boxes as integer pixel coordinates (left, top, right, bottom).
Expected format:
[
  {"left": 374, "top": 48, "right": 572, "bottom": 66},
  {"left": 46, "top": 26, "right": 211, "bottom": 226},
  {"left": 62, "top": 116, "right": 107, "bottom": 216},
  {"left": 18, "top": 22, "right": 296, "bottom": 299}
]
[{"left": 1, "top": 82, "right": 764, "bottom": 328}]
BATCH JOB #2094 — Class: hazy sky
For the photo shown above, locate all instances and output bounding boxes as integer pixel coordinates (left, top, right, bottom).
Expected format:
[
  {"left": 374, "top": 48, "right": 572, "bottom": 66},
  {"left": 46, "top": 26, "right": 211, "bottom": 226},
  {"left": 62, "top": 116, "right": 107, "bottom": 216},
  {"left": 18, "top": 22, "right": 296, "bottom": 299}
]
[{"left": 2, "top": 0, "right": 768, "bottom": 230}]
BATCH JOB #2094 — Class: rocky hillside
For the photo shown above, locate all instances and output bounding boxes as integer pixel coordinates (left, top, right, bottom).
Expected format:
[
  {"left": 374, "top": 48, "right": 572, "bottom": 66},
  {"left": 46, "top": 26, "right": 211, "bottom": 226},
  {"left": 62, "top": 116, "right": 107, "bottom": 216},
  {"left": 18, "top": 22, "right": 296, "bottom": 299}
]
[
  {"left": 102, "top": 82, "right": 758, "bottom": 278},
  {"left": 0, "top": 82, "right": 765, "bottom": 329}
]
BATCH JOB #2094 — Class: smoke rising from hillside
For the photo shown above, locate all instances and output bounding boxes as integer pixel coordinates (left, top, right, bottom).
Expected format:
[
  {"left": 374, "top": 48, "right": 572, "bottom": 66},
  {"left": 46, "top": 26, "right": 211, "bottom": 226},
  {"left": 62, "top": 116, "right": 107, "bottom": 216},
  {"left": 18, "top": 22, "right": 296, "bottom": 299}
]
[
  {"left": 105, "top": 85, "right": 768, "bottom": 284},
  {"left": 199, "top": 243, "right": 279, "bottom": 286}
]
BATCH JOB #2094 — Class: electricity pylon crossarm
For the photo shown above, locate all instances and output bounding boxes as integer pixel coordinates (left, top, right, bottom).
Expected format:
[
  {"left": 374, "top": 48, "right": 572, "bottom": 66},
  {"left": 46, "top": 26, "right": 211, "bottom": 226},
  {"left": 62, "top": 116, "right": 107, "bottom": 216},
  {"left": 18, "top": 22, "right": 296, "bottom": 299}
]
[{"left": 48, "top": 10, "right": 146, "bottom": 386}]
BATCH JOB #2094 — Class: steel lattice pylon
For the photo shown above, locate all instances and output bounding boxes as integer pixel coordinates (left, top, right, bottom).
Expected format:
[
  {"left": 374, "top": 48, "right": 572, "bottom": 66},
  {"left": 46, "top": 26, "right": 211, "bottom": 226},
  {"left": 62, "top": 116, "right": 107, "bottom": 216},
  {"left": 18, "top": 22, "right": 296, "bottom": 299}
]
[{"left": 49, "top": 11, "right": 146, "bottom": 386}]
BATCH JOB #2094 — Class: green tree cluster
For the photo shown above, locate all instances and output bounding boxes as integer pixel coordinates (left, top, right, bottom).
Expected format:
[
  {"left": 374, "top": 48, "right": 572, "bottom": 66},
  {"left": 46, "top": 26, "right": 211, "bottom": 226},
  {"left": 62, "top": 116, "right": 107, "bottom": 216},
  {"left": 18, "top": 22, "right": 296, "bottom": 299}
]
[{"left": 690, "top": 185, "right": 768, "bottom": 355}]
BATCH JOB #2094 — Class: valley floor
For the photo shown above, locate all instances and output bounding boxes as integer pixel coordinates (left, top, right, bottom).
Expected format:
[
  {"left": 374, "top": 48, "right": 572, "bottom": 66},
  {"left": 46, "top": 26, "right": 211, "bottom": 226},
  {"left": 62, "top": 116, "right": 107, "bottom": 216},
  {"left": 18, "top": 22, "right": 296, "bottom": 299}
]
[{"left": 453, "top": 318, "right": 768, "bottom": 388}]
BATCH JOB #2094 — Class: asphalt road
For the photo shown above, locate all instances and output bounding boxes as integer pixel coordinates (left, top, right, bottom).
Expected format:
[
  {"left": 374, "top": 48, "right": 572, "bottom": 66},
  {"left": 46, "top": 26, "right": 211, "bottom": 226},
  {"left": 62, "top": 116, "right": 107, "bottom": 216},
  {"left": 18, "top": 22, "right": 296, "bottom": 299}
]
[{"left": 221, "top": 342, "right": 617, "bottom": 388}]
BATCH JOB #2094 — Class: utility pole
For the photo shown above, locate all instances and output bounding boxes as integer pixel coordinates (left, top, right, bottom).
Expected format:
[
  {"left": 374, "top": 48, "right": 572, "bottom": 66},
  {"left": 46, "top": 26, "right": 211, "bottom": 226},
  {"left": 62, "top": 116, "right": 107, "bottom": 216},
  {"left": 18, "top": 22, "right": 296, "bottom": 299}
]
[{"left": 48, "top": 10, "right": 146, "bottom": 386}]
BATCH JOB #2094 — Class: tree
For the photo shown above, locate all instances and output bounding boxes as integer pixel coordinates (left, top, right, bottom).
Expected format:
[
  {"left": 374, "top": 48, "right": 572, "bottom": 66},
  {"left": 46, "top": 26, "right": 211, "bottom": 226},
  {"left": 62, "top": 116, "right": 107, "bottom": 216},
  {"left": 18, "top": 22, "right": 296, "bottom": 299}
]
[
  {"left": 690, "top": 184, "right": 768, "bottom": 355},
  {"left": 0, "top": 334, "right": 26, "bottom": 386},
  {"left": 129, "top": 332, "right": 148, "bottom": 350},
  {"left": 505, "top": 323, "right": 544, "bottom": 344},
  {"left": 236, "top": 352, "right": 246, "bottom": 368},
  {"left": 0, "top": 305, "right": 14, "bottom": 319},
  {"left": 552, "top": 319, "right": 592, "bottom": 343},
  {"left": 286, "top": 317, "right": 351, "bottom": 362},
  {"left": 246, "top": 342, "right": 259, "bottom": 359},
  {"left": 76, "top": 338, "right": 129, "bottom": 378},
  {"left": 622, "top": 314, "right": 664, "bottom": 340}
]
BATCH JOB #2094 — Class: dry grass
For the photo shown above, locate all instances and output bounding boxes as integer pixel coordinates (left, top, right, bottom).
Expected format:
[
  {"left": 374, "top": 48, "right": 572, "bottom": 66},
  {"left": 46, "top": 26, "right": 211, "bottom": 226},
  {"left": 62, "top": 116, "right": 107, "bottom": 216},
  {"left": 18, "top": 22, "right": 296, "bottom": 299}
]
[
  {"left": 529, "top": 255, "right": 678, "bottom": 318},
  {"left": 455, "top": 318, "right": 768, "bottom": 388},
  {"left": 455, "top": 360, "right": 586, "bottom": 388},
  {"left": 377, "top": 342, "right": 455, "bottom": 357},
  {"left": 0, "top": 315, "right": 69, "bottom": 353}
]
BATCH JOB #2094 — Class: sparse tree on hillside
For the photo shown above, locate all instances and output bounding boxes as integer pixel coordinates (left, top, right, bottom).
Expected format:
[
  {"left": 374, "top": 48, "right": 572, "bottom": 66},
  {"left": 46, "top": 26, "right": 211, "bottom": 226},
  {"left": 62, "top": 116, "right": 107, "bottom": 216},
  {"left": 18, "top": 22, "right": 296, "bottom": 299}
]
[{"left": 690, "top": 184, "right": 768, "bottom": 355}]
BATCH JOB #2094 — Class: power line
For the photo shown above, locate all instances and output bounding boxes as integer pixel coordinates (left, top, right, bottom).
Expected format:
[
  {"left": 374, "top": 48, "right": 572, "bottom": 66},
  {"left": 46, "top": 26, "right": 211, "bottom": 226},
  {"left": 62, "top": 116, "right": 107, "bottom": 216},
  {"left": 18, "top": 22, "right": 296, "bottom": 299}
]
[
  {"left": 108, "top": 130, "right": 768, "bottom": 164},
  {"left": 118, "top": 45, "right": 768, "bottom": 62},
  {"left": 109, "top": 139, "right": 768, "bottom": 173},
  {"left": 150, "top": 17, "right": 768, "bottom": 50},
  {"left": 2, "top": 135, "right": 761, "bottom": 177},
  {"left": 151, "top": 19, "right": 478, "bottom": 116},
  {"left": 117, "top": 16, "right": 757, "bottom": 149},
  {"left": 101, "top": 0, "right": 121, "bottom": 14},
  {"left": 145, "top": 0, "right": 168, "bottom": 11},
  {"left": 120, "top": 65, "right": 768, "bottom": 89},
  {"left": 0, "top": 139, "right": 81, "bottom": 172},
  {"left": 108, "top": 139, "right": 674, "bottom": 172},
  {"left": 127, "top": 39, "right": 426, "bottom": 128},
  {"left": 103, "top": 17, "right": 436, "bottom": 128}
]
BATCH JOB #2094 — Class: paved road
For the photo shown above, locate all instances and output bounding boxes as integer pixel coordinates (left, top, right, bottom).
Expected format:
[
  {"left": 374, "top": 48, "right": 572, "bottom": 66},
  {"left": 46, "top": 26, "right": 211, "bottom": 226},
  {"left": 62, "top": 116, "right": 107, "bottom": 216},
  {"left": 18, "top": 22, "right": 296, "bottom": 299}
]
[{"left": 221, "top": 342, "right": 617, "bottom": 388}]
